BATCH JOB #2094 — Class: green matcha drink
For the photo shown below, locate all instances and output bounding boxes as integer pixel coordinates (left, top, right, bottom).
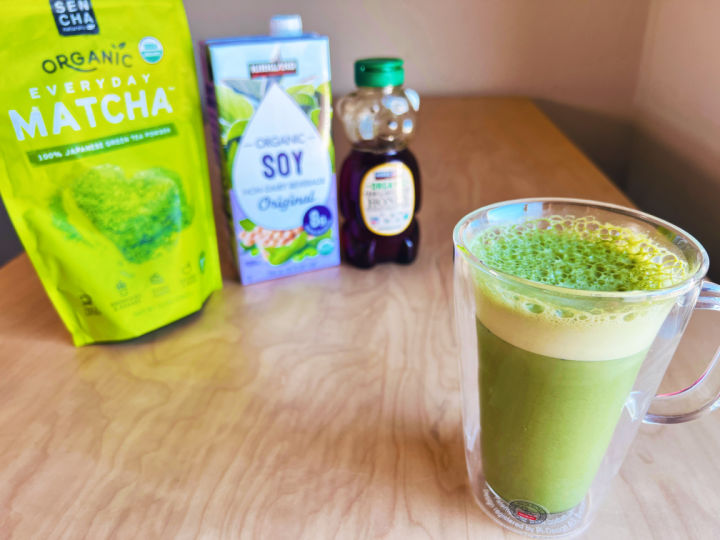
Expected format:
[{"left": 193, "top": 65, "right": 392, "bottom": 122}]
[{"left": 469, "top": 216, "right": 689, "bottom": 513}]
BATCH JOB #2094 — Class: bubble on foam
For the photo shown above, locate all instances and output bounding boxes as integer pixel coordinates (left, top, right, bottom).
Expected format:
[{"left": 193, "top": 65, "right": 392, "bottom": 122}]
[
  {"left": 470, "top": 215, "right": 689, "bottom": 293},
  {"left": 525, "top": 303, "right": 544, "bottom": 314}
]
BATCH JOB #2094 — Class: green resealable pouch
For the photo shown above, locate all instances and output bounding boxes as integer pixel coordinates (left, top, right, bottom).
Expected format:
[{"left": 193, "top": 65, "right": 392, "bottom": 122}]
[{"left": 0, "top": 0, "right": 222, "bottom": 345}]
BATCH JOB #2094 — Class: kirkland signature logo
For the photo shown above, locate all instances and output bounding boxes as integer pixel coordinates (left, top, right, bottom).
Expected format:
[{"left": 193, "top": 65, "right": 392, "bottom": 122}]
[
  {"left": 49, "top": 0, "right": 99, "bottom": 36},
  {"left": 249, "top": 60, "right": 298, "bottom": 79}
]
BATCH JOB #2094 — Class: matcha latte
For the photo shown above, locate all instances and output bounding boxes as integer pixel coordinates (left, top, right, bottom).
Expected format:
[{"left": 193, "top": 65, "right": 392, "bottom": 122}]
[{"left": 469, "top": 216, "right": 689, "bottom": 513}]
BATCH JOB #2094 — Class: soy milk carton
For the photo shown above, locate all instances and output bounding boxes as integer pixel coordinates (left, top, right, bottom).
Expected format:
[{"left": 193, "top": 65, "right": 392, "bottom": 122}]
[{"left": 204, "top": 15, "right": 339, "bottom": 285}]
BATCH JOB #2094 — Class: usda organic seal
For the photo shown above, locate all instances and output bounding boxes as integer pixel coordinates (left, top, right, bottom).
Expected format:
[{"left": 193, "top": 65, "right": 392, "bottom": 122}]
[{"left": 139, "top": 37, "right": 163, "bottom": 64}]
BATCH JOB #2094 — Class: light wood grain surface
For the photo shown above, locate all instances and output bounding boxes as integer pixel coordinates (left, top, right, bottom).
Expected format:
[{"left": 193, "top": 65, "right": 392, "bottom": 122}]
[{"left": 1, "top": 98, "right": 718, "bottom": 539}]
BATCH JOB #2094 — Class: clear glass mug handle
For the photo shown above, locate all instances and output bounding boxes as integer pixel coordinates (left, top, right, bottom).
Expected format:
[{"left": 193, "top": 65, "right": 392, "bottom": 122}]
[{"left": 645, "top": 281, "right": 720, "bottom": 424}]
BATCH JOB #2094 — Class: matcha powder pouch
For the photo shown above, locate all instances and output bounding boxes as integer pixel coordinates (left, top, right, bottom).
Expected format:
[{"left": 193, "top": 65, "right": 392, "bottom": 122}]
[{"left": 0, "top": 0, "right": 222, "bottom": 345}]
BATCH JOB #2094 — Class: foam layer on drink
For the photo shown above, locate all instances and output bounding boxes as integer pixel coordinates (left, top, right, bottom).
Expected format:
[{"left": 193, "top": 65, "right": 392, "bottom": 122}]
[{"left": 469, "top": 216, "right": 689, "bottom": 361}]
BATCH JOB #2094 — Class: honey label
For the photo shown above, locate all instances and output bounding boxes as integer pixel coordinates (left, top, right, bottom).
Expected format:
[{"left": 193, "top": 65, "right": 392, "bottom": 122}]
[{"left": 360, "top": 161, "right": 415, "bottom": 236}]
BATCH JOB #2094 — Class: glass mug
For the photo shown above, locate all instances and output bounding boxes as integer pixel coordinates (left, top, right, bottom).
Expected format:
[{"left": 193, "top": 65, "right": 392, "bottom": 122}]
[{"left": 452, "top": 198, "right": 720, "bottom": 537}]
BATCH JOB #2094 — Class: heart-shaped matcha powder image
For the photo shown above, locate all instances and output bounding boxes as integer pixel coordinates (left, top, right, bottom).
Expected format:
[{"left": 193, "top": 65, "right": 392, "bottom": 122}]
[{"left": 72, "top": 164, "right": 194, "bottom": 263}]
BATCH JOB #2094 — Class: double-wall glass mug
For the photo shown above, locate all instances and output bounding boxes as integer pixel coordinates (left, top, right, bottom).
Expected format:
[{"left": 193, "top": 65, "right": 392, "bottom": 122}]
[{"left": 452, "top": 198, "right": 720, "bottom": 537}]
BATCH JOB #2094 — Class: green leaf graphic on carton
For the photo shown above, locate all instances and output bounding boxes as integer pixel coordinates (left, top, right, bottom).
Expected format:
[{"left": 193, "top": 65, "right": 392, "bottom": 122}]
[
  {"left": 286, "top": 84, "right": 317, "bottom": 111},
  {"left": 314, "top": 82, "right": 332, "bottom": 124},
  {"left": 288, "top": 230, "right": 332, "bottom": 261},
  {"left": 308, "top": 229, "right": 332, "bottom": 248},
  {"left": 293, "top": 93, "right": 317, "bottom": 111},
  {"left": 287, "top": 84, "right": 315, "bottom": 96},
  {"left": 311, "top": 104, "right": 332, "bottom": 128},
  {"left": 72, "top": 164, "right": 193, "bottom": 264},
  {"left": 310, "top": 108, "right": 321, "bottom": 129},
  {"left": 225, "top": 140, "right": 239, "bottom": 179},
  {"left": 224, "top": 119, "right": 248, "bottom": 144},
  {"left": 309, "top": 108, "right": 335, "bottom": 173},
  {"left": 222, "top": 119, "right": 248, "bottom": 176},
  {"left": 264, "top": 232, "right": 308, "bottom": 265},
  {"left": 216, "top": 84, "right": 255, "bottom": 124},
  {"left": 238, "top": 218, "right": 256, "bottom": 232},
  {"left": 237, "top": 220, "right": 257, "bottom": 252},
  {"left": 315, "top": 81, "right": 332, "bottom": 98}
]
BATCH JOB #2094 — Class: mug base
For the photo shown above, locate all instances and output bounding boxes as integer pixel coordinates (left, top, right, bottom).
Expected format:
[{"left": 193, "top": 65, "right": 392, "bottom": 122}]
[{"left": 473, "top": 482, "right": 591, "bottom": 538}]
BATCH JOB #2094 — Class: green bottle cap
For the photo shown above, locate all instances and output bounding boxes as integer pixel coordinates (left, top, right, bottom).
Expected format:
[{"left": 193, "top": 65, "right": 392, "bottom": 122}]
[{"left": 354, "top": 58, "right": 404, "bottom": 87}]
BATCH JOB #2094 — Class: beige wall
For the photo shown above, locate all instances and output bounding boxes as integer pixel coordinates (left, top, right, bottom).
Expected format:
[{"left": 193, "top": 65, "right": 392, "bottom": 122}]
[
  {"left": 633, "top": 0, "right": 720, "bottom": 167},
  {"left": 186, "top": 0, "right": 648, "bottom": 115},
  {"left": 627, "top": 0, "right": 720, "bottom": 276},
  {"left": 184, "top": 0, "right": 651, "bottom": 183}
]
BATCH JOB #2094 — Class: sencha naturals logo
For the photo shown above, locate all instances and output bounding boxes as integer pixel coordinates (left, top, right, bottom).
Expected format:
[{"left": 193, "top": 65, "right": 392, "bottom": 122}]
[
  {"left": 49, "top": 0, "right": 99, "bottom": 36},
  {"left": 249, "top": 60, "right": 298, "bottom": 79},
  {"left": 41, "top": 43, "right": 133, "bottom": 74}
]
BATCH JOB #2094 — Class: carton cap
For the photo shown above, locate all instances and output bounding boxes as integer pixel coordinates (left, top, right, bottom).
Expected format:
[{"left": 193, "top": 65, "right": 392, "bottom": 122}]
[{"left": 270, "top": 14, "right": 303, "bottom": 37}]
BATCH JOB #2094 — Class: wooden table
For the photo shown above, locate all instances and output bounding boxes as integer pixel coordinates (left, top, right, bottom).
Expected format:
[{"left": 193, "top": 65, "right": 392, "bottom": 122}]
[{"left": 1, "top": 98, "right": 718, "bottom": 539}]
